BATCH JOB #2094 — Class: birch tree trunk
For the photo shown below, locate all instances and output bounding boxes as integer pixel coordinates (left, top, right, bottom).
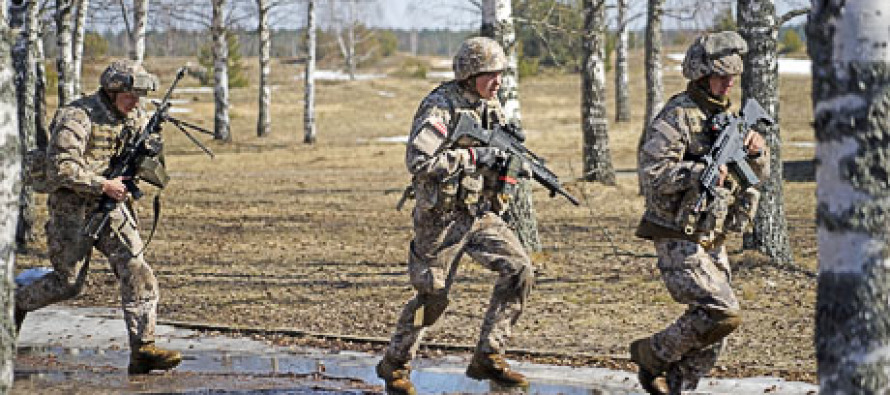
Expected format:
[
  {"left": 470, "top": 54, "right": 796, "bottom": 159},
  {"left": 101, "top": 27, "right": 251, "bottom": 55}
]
[
  {"left": 614, "top": 0, "right": 630, "bottom": 122},
  {"left": 0, "top": 0, "right": 22, "bottom": 388},
  {"left": 738, "top": 0, "right": 793, "bottom": 264},
  {"left": 71, "top": 0, "right": 87, "bottom": 98},
  {"left": 256, "top": 0, "right": 270, "bottom": 137},
  {"left": 809, "top": 1, "right": 890, "bottom": 392},
  {"left": 55, "top": 0, "right": 75, "bottom": 105},
  {"left": 129, "top": 0, "right": 147, "bottom": 62},
  {"left": 481, "top": 0, "right": 540, "bottom": 252},
  {"left": 212, "top": 0, "right": 230, "bottom": 141},
  {"left": 10, "top": 0, "right": 35, "bottom": 249},
  {"left": 33, "top": 14, "right": 47, "bottom": 150},
  {"left": 303, "top": 0, "right": 316, "bottom": 144},
  {"left": 581, "top": 0, "right": 615, "bottom": 185},
  {"left": 639, "top": 0, "right": 663, "bottom": 193}
]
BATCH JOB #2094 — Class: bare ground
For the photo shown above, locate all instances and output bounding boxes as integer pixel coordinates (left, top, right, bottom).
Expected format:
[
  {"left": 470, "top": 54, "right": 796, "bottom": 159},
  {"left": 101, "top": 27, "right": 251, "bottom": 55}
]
[{"left": 17, "top": 53, "right": 819, "bottom": 383}]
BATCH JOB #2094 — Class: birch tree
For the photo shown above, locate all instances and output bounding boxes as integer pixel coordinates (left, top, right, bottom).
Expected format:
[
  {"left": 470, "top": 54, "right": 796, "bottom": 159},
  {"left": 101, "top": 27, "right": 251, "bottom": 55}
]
[
  {"left": 613, "top": 0, "right": 630, "bottom": 122},
  {"left": 0, "top": 0, "right": 22, "bottom": 388},
  {"left": 809, "top": 1, "right": 890, "bottom": 392},
  {"left": 212, "top": 0, "right": 230, "bottom": 141},
  {"left": 581, "top": 0, "right": 615, "bottom": 185},
  {"left": 737, "top": 0, "right": 792, "bottom": 264},
  {"left": 481, "top": 0, "right": 540, "bottom": 252},
  {"left": 129, "top": 0, "right": 147, "bottom": 61},
  {"left": 71, "top": 0, "right": 87, "bottom": 98},
  {"left": 55, "top": 0, "right": 75, "bottom": 105},
  {"left": 303, "top": 0, "right": 316, "bottom": 144},
  {"left": 10, "top": 0, "right": 36, "bottom": 249},
  {"left": 643, "top": 0, "right": 664, "bottom": 126},
  {"left": 256, "top": 0, "right": 270, "bottom": 137}
]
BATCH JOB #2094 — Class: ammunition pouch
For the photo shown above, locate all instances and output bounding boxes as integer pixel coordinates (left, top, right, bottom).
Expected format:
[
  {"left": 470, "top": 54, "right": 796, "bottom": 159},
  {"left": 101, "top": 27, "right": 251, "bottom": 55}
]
[
  {"left": 136, "top": 156, "right": 169, "bottom": 189},
  {"left": 725, "top": 187, "right": 760, "bottom": 233},
  {"left": 677, "top": 187, "right": 732, "bottom": 235}
]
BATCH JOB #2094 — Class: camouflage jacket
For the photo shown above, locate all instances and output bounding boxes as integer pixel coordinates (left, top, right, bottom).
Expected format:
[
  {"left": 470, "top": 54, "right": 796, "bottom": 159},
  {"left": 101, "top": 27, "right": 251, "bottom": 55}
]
[
  {"left": 46, "top": 90, "right": 149, "bottom": 198},
  {"left": 406, "top": 80, "right": 507, "bottom": 214},
  {"left": 637, "top": 91, "right": 770, "bottom": 239}
]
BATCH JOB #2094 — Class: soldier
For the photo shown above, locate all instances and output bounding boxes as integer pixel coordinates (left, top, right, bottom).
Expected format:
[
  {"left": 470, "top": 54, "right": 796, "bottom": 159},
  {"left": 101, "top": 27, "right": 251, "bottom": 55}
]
[
  {"left": 631, "top": 31, "right": 769, "bottom": 394},
  {"left": 376, "top": 37, "right": 535, "bottom": 395},
  {"left": 14, "top": 60, "right": 182, "bottom": 375}
]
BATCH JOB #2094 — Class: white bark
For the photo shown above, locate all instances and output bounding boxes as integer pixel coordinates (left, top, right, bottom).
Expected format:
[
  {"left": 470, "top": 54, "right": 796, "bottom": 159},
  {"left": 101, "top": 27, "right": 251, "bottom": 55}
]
[
  {"left": 55, "top": 0, "right": 75, "bottom": 105},
  {"left": 71, "top": 0, "right": 87, "bottom": 98},
  {"left": 212, "top": 0, "right": 230, "bottom": 141},
  {"left": 0, "top": 0, "right": 21, "bottom": 387},
  {"left": 810, "top": 0, "right": 890, "bottom": 392},
  {"left": 581, "top": 0, "right": 614, "bottom": 185},
  {"left": 738, "top": 0, "right": 793, "bottom": 264},
  {"left": 303, "top": 0, "right": 316, "bottom": 144},
  {"left": 643, "top": 0, "right": 663, "bottom": 126},
  {"left": 130, "top": 0, "right": 148, "bottom": 61},
  {"left": 10, "top": 0, "right": 36, "bottom": 248},
  {"left": 256, "top": 0, "right": 270, "bottom": 137},
  {"left": 481, "top": 0, "right": 520, "bottom": 124}
]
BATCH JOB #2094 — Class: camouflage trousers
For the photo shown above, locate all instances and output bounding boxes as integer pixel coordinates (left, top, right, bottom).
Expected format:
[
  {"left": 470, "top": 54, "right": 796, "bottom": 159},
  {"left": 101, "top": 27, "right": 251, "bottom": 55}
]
[
  {"left": 384, "top": 208, "right": 534, "bottom": 363},
  {"left": 650, "top": 239, "right": 739, "bottom": 391},
  {"left": 16, "top": 191, "right": 159, "bottom": 348}
]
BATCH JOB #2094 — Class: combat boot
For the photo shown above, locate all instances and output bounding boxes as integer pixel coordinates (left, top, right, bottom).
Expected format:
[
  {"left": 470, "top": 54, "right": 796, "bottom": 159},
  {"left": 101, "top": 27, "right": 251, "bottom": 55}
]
[
  {"left": 630, "top": 337, "right": 669, "bottom": 395},
  {"left": 128, "top": 342, "right": 182, "bottom": 374},
  {"left": 14, "top": 308, "right": 26, "bottom": 335},
  {"left": 376, "top": 357, "right": 416, "bottom": 395},
  {"left": 465, "top": 352, "right": 529, "bottom": 388}
]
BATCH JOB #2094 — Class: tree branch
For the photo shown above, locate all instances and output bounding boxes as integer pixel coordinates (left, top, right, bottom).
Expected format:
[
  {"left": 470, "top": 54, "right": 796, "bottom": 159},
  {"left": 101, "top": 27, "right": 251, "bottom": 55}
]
[{"left": 778, "top": 8, "right": 808, "bottom": 27}]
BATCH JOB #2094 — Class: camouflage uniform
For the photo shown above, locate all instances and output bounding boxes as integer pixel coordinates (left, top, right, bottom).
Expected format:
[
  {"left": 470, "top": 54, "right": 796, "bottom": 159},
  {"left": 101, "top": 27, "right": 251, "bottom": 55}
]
[
  {"left": 16, "top": 60, "right": 162, "bottom": 350},
  {"left": 633, "top": 31, "right": 770, "bottom": 394},
  {"left": 379, "top": 37, "right": 534, "bottom": 394}
]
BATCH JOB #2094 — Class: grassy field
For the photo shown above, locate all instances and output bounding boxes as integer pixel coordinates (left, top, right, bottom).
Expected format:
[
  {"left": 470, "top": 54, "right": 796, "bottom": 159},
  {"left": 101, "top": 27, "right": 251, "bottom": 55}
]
[{"left": 20, "top": 50, "right": 819, "bottom": 382}]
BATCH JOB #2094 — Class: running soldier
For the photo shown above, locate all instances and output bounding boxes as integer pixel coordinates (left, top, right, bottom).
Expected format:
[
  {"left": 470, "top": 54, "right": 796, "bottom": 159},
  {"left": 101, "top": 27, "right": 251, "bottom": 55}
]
[
  {"left": 376, "top": 37, "right": 535, "bottom": 394},
  {"left": 631, "top": 31, "right": 769, "bottom": 394},
  {"left": 15, "top": 60, "right": 182, "bottom": 375}
]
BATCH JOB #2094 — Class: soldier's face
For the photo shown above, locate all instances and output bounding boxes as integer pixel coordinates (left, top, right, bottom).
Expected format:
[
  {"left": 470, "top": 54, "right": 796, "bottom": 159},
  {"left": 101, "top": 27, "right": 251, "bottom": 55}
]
[
  {"left": 708, "top": 74, "right": 735, "bottom": 97},
  {"left": 113, "top": 91, "right": 140, "bottom": 114},
  {"left": 474, "top": 71, "right": 502, "bottom": 99}
]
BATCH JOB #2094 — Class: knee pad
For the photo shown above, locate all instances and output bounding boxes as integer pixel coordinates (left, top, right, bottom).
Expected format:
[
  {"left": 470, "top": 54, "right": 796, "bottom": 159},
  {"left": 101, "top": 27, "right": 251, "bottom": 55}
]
[
  {"left": 416, "top": 290, "right": 449, "bottom": 327},
  {"left": 696, "top": 309, "right": 741, "bottom": 345}
]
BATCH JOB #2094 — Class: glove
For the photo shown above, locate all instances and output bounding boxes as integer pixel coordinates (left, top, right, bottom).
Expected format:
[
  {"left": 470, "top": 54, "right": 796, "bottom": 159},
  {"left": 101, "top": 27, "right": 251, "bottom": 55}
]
[
  {"left": 142, "top": 135, "right": 164, "bottom": 157},
  {"left": 472, "top": 147, "right": 506, "bottom": 169}
]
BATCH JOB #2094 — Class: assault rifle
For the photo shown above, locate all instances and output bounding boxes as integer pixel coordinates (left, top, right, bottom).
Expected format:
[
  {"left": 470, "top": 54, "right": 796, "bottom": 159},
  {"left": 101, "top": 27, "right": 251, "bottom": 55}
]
[
  {"left": 686, "top": 98, "right": 773, "bottom": 234},
  {"left": 452, "top": 113, "right": 580, "bottom": 206},
  {"left": 84, "top": 66, "right": 215, "bottom": 240}
]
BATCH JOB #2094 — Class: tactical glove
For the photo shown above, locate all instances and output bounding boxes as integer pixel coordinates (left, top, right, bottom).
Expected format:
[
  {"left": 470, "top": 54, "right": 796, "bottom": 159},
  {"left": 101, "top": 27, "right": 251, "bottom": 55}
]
[{"left": 472, "top": 147, "right": 506, "bottom": 169}]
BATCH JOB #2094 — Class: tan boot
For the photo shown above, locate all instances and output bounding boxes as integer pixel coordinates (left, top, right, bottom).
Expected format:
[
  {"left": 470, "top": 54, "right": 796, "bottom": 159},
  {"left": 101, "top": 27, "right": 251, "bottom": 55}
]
[
  {"left": 128, "top": 342, "right": 182, "bottom": 375},
  {"left": 376, "top": 357, "right": 416, "bottom": 395},
  {"left": 630, "top": 338, "right": 669, "bottom": 395},
  {"left": 466, "top": 352, "right": 529, "bottom": 388}
]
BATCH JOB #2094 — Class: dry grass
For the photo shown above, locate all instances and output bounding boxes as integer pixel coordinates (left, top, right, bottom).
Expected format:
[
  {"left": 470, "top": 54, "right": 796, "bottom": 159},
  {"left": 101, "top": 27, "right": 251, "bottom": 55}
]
[{"left": 19, "top": 50, "right": 818, "bottom": 382}]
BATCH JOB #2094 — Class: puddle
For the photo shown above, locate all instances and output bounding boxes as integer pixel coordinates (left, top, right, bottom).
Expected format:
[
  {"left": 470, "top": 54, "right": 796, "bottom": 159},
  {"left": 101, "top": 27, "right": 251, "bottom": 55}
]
[{"left": 13, "top": 306, "right": 817, "bottom": 394}]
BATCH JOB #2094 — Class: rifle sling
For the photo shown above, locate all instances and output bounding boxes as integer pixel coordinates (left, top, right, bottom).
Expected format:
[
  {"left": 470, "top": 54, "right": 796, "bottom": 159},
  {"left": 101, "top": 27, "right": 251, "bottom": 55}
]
[{"left": 135, "top": 193, "right": 161, "bottom": 257}]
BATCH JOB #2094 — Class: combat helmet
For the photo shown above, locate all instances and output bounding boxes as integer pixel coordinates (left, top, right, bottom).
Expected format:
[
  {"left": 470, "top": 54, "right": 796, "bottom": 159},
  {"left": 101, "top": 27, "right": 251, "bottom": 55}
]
[
  {"left": 100, "top": 59, "right": 157, "bottom": 96},
  {"left": 681, "top": 31, "right": 748, "bottom": 81},
  {"left": 452, "top": 37, "right": 507, "bottom": 81}
]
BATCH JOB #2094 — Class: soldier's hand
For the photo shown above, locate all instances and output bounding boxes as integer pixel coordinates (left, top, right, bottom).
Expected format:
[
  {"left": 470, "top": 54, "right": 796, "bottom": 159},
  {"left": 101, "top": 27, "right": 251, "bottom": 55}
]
[
  {"left": 102, "top": 176, "right": 129, "bottom": 201},
  {"left": 744, "top": 130, "right": 765, "bottom": 156},
  {"left": 472, "top": 147, "right": 506, "bottom": 169},
  {"left": 717, "top": 165, "right": 729, "bottom": 187}
]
